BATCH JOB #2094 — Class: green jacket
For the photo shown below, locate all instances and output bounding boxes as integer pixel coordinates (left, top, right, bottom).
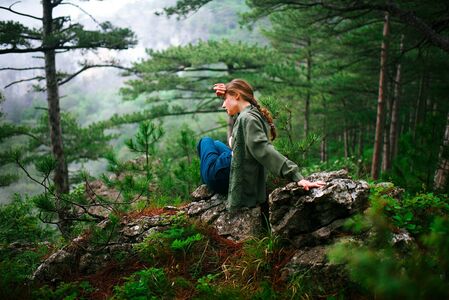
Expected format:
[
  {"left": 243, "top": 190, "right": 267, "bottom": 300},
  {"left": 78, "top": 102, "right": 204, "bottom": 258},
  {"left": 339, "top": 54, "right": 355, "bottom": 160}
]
[{"left": 227, "top": 105, "right": 303, "bottom": 209}]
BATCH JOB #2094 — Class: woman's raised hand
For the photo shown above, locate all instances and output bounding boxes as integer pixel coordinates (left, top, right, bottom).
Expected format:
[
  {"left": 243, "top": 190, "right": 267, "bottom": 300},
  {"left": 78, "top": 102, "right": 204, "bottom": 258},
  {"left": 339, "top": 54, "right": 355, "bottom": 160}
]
[
  {"left": 213, "top": 83, "right": 226, "bottom": 97},
  {"left": 297, "top": 179, "right": 326, "bottom": 191}
]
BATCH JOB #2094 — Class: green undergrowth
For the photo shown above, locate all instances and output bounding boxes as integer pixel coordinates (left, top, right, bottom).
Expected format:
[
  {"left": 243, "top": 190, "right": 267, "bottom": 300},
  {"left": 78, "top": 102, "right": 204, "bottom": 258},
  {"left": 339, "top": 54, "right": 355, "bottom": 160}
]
[
  {"left": 329, "top": 184, "right": 449, "bottom": 299},
  {"left": 30, "top": 212, "right": 334, "bottom": 299},
  {"left": 4, "top": 182, "right": 449, "bottom": 299},
  {"left": 0, "top": 194, "right": 57, "bottom": 300}
]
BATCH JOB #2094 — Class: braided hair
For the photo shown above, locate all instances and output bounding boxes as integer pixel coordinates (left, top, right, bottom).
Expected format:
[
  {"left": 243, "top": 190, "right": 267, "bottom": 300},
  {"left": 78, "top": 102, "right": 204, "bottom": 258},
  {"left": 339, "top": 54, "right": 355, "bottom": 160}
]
[{"left": 225, "top": 79, "right": 277, "bottom": 140}]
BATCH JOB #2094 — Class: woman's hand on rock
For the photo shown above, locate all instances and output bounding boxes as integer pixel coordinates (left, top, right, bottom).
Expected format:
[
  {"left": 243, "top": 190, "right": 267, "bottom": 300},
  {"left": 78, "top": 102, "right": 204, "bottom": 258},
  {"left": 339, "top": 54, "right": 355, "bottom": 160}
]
[{"left": 297, "top": 179, "right": 326, "bottom": 191}]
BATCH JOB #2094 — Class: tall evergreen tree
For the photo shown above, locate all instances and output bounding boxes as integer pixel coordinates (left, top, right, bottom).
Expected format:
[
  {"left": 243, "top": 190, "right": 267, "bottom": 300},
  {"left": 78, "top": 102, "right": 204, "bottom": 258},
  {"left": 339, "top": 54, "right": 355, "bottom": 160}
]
[
  {"left": 1, "top": 0, "right": 136, "bottom": 234},
  {"left": 434, "top": 112, "right": 449, "bottom": 192},
  {"left": 372, "top": 12, "right": 390, "bottom": 180},
  {"left": 0, "top": 1, "right": 136, "bottom": 196}
]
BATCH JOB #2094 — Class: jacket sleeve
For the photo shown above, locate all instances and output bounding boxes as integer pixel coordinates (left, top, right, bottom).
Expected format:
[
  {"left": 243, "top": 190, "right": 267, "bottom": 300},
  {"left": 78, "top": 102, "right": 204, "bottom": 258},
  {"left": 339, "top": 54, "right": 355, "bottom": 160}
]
[{"left": 244, "top": 114, "right": 303, "bottom": 181}]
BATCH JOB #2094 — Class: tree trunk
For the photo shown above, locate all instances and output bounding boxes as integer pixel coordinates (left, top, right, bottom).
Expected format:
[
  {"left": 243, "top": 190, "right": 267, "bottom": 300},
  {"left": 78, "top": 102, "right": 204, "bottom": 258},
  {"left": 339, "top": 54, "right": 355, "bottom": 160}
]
[
  {"left": 304, "top": 38, "right": 312, "bottom": 138},
  {"left": 389, "top": 35, "right": 404, "bottom": 161},
  {"left": 382, "top": 123, "right": 390, "bottom": 171},
  {"left": 321, "top": 95, "right": 327, "bottom": 163},
  {"left": 320, "top": 137, "right": 327, "bottom": 162},
  {"left": 382, "top": 85, "right": 392, "bottom": 172},
  {"left": 344, "top": 126, "right": 349, "bottom": 159},
  {"left": 358, "top": 126, "right": 364, "bottom": 158},
  {"left": 414, "top": 58, "right": 429, "bottom": 140},
  {"left": 434, "top": 112, "right": 449, "bottom": 191},
  {"left": 371, "top": 12, "right": 390, "bottom": 180},
  {"left": 43, "top": 0, "right": 71, "bottom": 235},
  {"left": 351, "top": 128, "right": 357, "bottom": 156}
]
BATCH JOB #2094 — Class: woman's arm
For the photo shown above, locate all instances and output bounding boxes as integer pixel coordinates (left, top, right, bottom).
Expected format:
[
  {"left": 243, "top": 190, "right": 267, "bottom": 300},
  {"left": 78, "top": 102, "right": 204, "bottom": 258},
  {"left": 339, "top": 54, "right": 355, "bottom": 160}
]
[{"left": 244, "top": 114, "right": 325, "bottom": 190}]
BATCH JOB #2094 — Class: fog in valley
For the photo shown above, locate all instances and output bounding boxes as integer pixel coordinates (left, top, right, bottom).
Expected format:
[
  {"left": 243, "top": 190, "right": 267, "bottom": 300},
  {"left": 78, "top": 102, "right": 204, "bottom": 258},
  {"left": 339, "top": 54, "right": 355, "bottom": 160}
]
[{"left": 0, "top": 0, "right": 264, "bottom": 202}]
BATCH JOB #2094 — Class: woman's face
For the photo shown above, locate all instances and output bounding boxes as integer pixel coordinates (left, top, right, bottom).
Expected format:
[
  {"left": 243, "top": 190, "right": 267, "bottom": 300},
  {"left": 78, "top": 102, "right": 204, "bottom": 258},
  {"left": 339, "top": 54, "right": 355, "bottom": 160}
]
[{"left": 222, "top": 93, "right": 240, "bottom": 116}]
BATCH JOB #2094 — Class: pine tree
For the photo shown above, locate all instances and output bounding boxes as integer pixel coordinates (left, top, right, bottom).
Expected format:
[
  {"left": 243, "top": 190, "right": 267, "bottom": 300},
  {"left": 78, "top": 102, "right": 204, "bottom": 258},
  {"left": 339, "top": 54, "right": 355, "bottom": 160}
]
[
  {"left": 0, "top": 1, "right": 136, "bottom": 196},
  {"left": 1, "top": 0, "right": 136, "bottom": 234},
  {"left": 125, "top": 121, "right": 164, "bottom": 205}
]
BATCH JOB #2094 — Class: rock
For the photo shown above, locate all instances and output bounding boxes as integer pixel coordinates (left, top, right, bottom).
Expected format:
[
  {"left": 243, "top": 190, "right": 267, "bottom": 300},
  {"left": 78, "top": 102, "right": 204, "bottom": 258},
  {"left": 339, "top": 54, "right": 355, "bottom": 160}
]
[
  {"left": 184, "top": 194, "right": 226, "bottom": 218},
  {"left": 306, "top": 169, "right": 350, "bottom": 181},
  {"left": 79, "top": 253, "right": 110, "bottom": 275},
  {"left": 33, "top": 212, "right": 179, "bottom": 283},
  {"left": 281, "top": 245, "right": 347, "bottom": 291},
  {"left": 82, "top": 179, "right": 121, "bottom": 218},
  {"left": 184, "top": 193, "right": 261, "bottom": 241},
  {"left": 121, "top": 215, "right": 173, "bottom": 240},
  {"left": 33, "top": 249, "right": 77, "bottom": 283},
  {"left": 213, "top": 207, "right": 262, "bottom": 241},
  {"left": 392, "top": 229, "right": 413, "bottom": 246},
  {"left": 269, "top": 170, "right": 370, "bottom": 248},
  {"left": 191, "top": 184, "right": 215, "bottom": 200}
]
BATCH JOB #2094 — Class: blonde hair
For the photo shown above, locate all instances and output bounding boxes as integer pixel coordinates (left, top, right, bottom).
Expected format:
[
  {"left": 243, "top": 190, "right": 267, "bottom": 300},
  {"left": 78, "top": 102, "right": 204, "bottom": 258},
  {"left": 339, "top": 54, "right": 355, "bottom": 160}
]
[{"left": 225, "top": 79, "right": 277, "bottom": 140}]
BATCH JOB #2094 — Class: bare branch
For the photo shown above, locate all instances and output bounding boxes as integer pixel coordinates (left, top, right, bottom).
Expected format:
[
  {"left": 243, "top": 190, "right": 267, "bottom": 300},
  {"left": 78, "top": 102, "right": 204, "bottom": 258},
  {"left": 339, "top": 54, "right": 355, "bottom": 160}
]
[
  {"left": 0, "top": 1, "right": 42, "bottom": 20},
  {"left": 197, "top": 124, "right": 227, "bottom": 136},
  {"left": 58, "top": 64, "right": 133, "bottom": 86},
  {"left": 0, "top": 66, "right": 44, "bottom": 71},
  {"left": 59, "top": 2, "right": 101, "bottom": 26},
  {"left": 0, "top": 44, "right": 133, "bottom": 54},
  {"left": 19, "top": 34, "right": 42, "bottom": 40},
  {"left": 4, "top": 76, "right": 45, "bottom": 88},
  {"left": 15, "top": 158, "right": 56, "bottom": 197}
]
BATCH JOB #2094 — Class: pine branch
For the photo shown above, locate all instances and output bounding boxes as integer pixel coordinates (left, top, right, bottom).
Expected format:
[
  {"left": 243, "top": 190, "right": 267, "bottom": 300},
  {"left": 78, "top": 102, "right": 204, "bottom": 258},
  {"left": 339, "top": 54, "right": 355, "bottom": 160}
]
[
  {"left": 305, "top": 1, "right": 449, "bottom": 53},
  {"left": 0, "top": 2, "right": 42, "bottom": 21},
  {"left": 4, "top": 76, "right": 45, "bottom": 88},
  {"left": 0, "top": 66, "right": 44, "bottom": 71},
  {"left": 15, "top": 157, "right": 55, "bottom": 196},
  {"left": 0, "top": 43, "right": 135, "bottom": 54},
  {"left": 58, "top": 64, "right": 133, "bottom": 86},
  {"left": 58, "top": 2, "right": 101, "bottom": 26}
]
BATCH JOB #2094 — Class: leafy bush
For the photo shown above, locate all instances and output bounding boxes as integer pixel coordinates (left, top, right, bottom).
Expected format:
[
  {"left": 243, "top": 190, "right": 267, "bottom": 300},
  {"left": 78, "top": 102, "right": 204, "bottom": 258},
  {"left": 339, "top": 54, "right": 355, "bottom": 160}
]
[
  {"left": 1, "top": 246, "right": 50, "bottom": 299},
  {"left": 112, "top": 267, "right": 172, "bottom": 300},
  {"left": 33, "top": 281, "right": 94, "bottom": 300},
  {"left": 328, "top": 185, "right": 449, "bottom": 299},
  {"left": 303, "top": 155, "right": 367, "bottom": 178},
  {"left": 196, "top": 273, "right": 220, "bottom": 294},
  {"left": 371, "top": 184, "right": 449, "bottom": 234},
  {"left": 134, "top": 216, "right": 204, "bottom": 264},
  {"left": 0, "top": 194, "right": 56, "bottom": 244},
  {"left": 0, "top": 194, "right": 56, "bottom": 299},
  {"left": 153, "top": 126, "right": 201, "bottom": 200}
]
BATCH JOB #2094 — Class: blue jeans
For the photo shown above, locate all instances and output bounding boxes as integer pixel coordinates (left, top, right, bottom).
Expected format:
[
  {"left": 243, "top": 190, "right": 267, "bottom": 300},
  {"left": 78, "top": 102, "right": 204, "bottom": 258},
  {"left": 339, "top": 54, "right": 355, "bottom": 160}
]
[{"left": 197, "top": 137, "right": 232, "bottom": 194}]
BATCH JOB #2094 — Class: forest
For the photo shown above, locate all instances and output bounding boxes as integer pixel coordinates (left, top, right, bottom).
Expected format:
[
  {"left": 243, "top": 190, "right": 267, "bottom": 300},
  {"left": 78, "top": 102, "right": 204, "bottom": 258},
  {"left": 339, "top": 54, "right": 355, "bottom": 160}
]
[{"left": 0, "top": 0, "right": 448, "bottom": 299}]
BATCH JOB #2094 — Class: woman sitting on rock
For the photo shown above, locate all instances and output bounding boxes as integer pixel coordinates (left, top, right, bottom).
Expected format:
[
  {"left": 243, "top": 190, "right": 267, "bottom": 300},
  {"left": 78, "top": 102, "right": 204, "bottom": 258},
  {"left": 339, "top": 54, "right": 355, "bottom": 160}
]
[{"left": 197, "top": 78, "right": 325, "bottom": 210}]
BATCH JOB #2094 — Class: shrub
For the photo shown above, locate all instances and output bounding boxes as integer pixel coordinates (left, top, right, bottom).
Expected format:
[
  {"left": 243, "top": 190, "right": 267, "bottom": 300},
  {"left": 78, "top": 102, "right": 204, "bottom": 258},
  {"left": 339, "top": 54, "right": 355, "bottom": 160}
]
[
  {"left": 328, "top": 185, "right": 449, "bottom": 299},
  {"left": 112, "top": 267, "right": 172, "bottom": 299},
  {"left": 33, "top": 281, "right": 94, "bottom": 300}
]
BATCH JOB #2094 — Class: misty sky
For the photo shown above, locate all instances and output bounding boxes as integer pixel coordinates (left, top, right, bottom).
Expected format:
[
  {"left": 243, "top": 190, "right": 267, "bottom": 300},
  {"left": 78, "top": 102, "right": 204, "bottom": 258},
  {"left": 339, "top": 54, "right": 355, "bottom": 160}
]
[{"left": 0, "top": 0, "right": 243, "bottom": 118}]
